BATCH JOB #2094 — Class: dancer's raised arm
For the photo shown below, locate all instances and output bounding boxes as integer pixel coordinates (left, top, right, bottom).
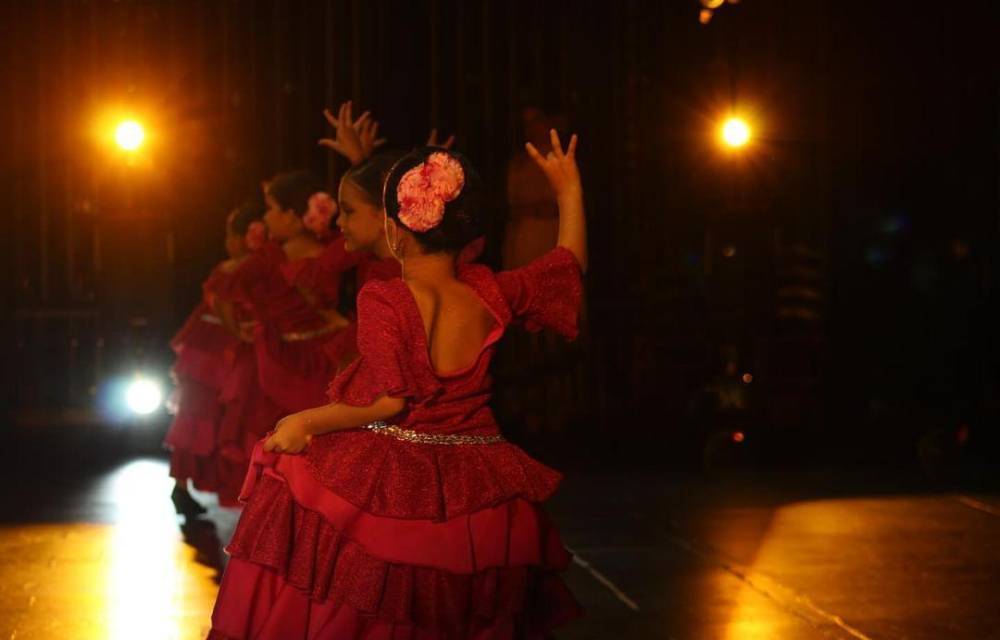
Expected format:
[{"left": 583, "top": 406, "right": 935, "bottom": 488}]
[{"left": 526, "top": 129, "right": 587, "bottom": 272}]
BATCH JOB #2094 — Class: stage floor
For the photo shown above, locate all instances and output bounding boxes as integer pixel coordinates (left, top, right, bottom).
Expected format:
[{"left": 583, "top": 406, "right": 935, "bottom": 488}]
[{"left": 2, "top": 441, "right": 998, "bottom": 639}]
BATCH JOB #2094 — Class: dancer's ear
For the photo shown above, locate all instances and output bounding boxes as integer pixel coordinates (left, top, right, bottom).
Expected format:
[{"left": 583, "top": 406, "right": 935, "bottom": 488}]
[{"left": 384, "top": 216, "right": 403, "bottom": 258}]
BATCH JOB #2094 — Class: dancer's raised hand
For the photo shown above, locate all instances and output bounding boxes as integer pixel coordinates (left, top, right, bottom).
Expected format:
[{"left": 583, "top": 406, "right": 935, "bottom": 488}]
[
  {"left": 319, "top": 101, "right": 371, "bottom": 166},
  {"left": 525, "top": 129, "right": 580, "bottom": 200},
  {"left": 354, "top": 111, "right": 387, "bottom": 159},
  {"left": 526, "top": 129, "right": 587, "bottom": 271}
]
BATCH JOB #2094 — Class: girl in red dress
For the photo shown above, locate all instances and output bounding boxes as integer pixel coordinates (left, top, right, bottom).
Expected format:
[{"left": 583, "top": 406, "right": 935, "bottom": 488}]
[
  {"left": 208, "top": 130, "right": 586, "bottom": 639},
  {"left": 211, "top": 206, "right": 287, "bottom": 508},
  {"left": 219, "top": 171, "right": 360, "bottom": 415},
  {"left": 165, "top": 201, "right": 268, "bottom": 514}
]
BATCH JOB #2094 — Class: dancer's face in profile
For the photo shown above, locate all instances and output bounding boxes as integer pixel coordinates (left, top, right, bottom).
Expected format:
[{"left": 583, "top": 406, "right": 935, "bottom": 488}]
[
  {"left": 263, "top": 192, "right": 298, "bottom": 241},
  {"left": 337, "top": 178, "right": 384, "bottom": 252}
]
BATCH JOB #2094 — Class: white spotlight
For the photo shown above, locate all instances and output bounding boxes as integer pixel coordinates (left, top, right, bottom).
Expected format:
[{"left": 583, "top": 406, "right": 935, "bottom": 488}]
[{"left": 125, "top": 378, "right": 163, "bottom": 415}]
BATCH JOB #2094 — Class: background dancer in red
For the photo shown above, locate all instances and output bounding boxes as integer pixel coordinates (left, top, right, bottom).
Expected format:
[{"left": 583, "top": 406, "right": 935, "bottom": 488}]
[
  {"left": 207, "top": 131, "right": 586, "bottom": 639},
  {"left": 165, "top": 200, "right": 266, "bottom": 515},
  {"left": 211, "top": 205, "right": 286, "bottom": 508},
  {"left": 218, "top": 171, "right": 359, "bottom": 415}
]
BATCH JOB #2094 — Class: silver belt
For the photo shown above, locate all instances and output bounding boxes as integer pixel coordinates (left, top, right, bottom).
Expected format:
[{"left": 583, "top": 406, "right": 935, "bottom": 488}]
[{"left": 363, "top": 421, "right": 505, "bottom": 445}]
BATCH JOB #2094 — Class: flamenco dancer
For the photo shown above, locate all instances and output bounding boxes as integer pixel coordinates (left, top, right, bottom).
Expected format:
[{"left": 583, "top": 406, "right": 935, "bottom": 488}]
[
  {"left": 217, "top": 169, "right": 360, "bottom": 415},
  {"left": 164, "top": 200, "right": 268, "bottom": 514},
  {"left": 207, "top": 130, "right": 586, "bottom": 638}
]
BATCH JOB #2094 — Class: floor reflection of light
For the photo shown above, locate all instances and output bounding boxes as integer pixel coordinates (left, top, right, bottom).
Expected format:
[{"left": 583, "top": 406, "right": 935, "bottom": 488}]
[
  {"left": 104, "top": 459, "right": 217, "bottom": 640},
  {"left": 721, "top": 498, "right": 885, "bottom": 640},
  {"left": 0, "top": 459, "right": 218, "bottom": 639}
]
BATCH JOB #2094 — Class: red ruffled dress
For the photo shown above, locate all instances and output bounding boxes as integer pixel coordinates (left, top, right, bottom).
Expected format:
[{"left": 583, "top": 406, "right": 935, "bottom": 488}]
[
  {"left": 219, "top": 238, "right": 361, "bottom": 414},
  {"left": 208, "top": 247, "right": 584, "bottom": 639},
  {"left": 165, "top": 262, "right": 247, "bottom": 503}
]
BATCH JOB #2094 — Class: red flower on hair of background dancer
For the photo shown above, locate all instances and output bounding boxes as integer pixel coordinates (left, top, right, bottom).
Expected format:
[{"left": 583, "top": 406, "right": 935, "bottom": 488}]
[
  {"left": 303, "top": 191, "right": 338, "bottom": 237},
  {"left": 396, "top": 152, "right": 465, "bottom": 232},
  {"left": 245, "top": 221, "right": 267, "bottom": 250}
]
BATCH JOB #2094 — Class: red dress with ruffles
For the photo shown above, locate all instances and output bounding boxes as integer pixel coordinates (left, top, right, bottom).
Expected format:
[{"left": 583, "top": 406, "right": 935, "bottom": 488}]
[
  {"left": 208, "top": 247, "right": 584, "bottom": 639},
  {"left": 165, "top": 262, "right": 252, "bottom": 505},
  {"left": 218, "top": 238, "right": 362, "bottom": 413}
]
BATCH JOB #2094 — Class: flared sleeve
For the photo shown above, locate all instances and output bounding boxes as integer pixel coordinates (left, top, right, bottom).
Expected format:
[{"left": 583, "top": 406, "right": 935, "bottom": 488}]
[{"left": 496, "top": 246, "right": 583, "bottom": 339}]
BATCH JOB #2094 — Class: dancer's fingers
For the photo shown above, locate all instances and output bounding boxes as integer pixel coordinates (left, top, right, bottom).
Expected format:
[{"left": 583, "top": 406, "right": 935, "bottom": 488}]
[
  {"left": 525, "top": 142, "right": 545, "bottom": 165},
  {"left": 549, "top": 129, "right": 564, "bottom": 158},
  {"left": 323, "top": 108, "right": 339, "bottom": 129},
  {"left": 567, "top": 134, "right": 578, "bottom": 158}
]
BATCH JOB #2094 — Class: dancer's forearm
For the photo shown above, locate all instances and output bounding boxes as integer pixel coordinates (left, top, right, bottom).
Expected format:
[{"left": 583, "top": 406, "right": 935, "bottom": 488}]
[
  {"left": 557, "top": 189, "right": 588, "bottom": 272},
  {"left": 293, "top": 395, "right": 405, "bottom": 437}
]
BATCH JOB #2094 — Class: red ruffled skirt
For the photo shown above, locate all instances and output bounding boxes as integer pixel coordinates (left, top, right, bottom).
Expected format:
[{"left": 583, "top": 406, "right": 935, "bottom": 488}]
[
  {"left": 166, "top": 314, "right": 242, "bottom": 502},
  {"left": 207, "top": 344, "right": 286, "bottom": 506},
  {"left": 170, "top": 309, "right": 238, "bottom": 389},
  {"left": 208, "top": 433, "right": 582, "bottom": 639},
  {"left": 167, "top": 310, "right": 289, "bottom": 506}
]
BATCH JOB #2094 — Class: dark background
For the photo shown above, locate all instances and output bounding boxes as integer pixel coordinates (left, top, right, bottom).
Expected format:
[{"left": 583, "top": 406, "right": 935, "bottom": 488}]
[{"left": 2, "top": 0, "right": 997, "bottom": 472}]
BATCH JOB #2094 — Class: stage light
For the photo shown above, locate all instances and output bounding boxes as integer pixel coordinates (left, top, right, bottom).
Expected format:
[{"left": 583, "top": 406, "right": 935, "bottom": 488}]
[
  {"left": 115, "top": 120, "right": 145, "bottom": 151},
  {"left": 732, "top": 431, "right": 746, "bottom": 443},
  {"left": 721, "top": 117, "right": 751, "bottom": 148},
  {"left": 125, "top": 377, "right": 162, "bottom": 415}
]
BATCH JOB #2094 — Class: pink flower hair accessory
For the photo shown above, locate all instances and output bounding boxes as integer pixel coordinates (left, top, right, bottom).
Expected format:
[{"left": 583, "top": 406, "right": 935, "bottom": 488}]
[
  {"left": 303, "top": 191, "right": 338, "bottom": 237},
  {"left": 396, "top": 152, "right": 465, "bottom": 232},
  {"left": 245, "top": 221, "right": 268, "bottom": 250}
]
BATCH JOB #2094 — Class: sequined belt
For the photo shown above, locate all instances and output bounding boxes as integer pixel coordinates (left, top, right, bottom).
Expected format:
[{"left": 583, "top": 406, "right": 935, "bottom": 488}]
[
  {"left": 363, "top": 421, "right": 506, "bottom": 445},
  {"left": 281, "top": 323, "right": 341, "bottom": 342}
]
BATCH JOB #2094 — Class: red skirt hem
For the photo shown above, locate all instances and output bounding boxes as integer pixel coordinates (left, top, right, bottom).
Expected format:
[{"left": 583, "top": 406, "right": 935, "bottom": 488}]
[{"left": 209, "top": 557, "right": 581, "bottom": 639}]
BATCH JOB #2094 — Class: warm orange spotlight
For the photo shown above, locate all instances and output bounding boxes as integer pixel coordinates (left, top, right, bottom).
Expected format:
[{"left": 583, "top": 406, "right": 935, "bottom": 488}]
[
  {"left": 114, "top": 120, "right": 145, "bottom": 151},
  {"left": 720, "top": 117, "right": 751, "bottom": 148}
]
